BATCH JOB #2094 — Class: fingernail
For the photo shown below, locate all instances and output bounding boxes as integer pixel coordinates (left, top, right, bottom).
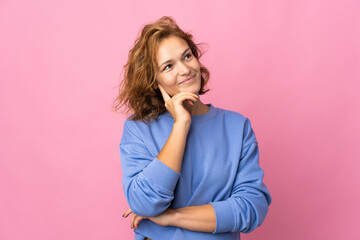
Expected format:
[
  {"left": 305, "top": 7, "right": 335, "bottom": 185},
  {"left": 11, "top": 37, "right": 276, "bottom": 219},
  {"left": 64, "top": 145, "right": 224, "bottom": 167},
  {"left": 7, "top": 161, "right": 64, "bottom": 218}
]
[{"left": 122, "top": 213, "right": 125, "bottom": 218}]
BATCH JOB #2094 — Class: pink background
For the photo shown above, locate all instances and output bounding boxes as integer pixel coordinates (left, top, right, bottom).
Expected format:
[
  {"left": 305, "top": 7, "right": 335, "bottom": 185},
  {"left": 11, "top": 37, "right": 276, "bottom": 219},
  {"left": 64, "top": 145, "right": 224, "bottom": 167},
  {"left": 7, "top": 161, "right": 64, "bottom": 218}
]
[{"left": 1, "top": 0, "right": 359, "bottom": 239}]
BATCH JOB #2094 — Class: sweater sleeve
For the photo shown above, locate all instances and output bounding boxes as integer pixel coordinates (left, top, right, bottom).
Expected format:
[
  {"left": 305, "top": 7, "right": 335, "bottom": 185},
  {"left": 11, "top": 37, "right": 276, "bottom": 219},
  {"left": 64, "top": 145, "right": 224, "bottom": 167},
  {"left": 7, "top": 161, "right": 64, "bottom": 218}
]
[
  {"left": 209, "top": 118, "right": 272, "bottom": 234},
  {"left": 119, "top": 120, "right": 180, "bottom": 217}
]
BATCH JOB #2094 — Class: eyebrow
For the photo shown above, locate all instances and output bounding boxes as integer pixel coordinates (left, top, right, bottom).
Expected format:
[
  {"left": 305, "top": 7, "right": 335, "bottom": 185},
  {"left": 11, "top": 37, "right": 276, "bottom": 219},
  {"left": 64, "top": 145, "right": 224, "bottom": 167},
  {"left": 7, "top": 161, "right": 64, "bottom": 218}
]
[{"left": 159, "top": 48, "right": 191, "bottom": 69}]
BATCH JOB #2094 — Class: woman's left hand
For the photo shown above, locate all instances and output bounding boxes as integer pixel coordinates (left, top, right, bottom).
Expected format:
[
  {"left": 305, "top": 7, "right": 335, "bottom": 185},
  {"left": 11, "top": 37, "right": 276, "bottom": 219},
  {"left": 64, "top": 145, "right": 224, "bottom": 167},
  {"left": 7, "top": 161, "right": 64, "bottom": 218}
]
[
  {"left": 123, "top": 208, "right": 149, "bottom": 229},
  {"left": 123, "top": 208, "right": 176, "bottom": 229},
  {"left": 149, "top": 208, "right": 176, "bottom": 227}
]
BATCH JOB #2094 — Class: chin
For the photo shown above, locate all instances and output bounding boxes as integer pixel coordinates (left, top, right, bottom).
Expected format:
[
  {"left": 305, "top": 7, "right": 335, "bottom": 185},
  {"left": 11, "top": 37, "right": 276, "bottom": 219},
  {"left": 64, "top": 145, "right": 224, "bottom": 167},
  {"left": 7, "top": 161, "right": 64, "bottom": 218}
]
[
  {"left": 183, "top": 84, "right": 200, "bottom": 93},
  {"left": 176, "top": 76, "right": 201, "bottom": 94}
]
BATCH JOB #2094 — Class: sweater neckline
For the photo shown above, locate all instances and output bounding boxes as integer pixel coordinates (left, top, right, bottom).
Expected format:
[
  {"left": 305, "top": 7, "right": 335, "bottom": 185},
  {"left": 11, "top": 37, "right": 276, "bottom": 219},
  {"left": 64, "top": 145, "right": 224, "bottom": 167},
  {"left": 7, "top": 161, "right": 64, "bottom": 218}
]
[{"left": 162, "top": 103, "right": 217, "bottom": 122}]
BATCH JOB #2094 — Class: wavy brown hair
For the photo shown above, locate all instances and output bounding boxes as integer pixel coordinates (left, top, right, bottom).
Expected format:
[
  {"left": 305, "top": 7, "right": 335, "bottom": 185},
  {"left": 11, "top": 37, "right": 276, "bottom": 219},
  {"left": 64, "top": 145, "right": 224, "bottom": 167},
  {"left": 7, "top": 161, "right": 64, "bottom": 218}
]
[{"left": 112, "top": 16, "right": 211, "bottom": 124}]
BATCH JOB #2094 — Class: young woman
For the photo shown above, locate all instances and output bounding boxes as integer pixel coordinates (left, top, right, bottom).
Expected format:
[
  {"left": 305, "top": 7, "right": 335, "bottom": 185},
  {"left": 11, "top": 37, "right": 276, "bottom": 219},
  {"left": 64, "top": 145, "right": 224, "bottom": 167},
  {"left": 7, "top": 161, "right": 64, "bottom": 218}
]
[{"left": 113, "top": 16, "right": 272, "bottom": 240}]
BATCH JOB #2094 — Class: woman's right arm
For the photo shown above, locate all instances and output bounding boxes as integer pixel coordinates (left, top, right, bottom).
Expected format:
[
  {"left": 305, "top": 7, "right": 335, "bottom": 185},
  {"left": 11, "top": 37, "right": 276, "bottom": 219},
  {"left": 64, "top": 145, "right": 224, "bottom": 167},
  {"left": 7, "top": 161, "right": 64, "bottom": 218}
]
[
  {"left": 120, "top": 86, "right": 198, "bottom": 217},
  {"left": 120, "top": 120, "right": 183, "bottom": 217},
  {"left": 156, "top": 121, "right": 189, "bottom": 173},
  {"left": 156, "top": 84, "right": 198, "bottom": 173},
  {"left": 120, "top": 120, "right": 192, "bottom": 217}
]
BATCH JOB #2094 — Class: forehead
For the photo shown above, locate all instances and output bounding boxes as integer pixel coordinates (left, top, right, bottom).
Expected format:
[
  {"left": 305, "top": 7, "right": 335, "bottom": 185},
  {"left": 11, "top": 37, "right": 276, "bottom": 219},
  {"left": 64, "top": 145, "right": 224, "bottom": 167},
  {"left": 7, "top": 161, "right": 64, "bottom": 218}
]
[{"left": 156, "top": 36, "right": 189, "bottom": 63}]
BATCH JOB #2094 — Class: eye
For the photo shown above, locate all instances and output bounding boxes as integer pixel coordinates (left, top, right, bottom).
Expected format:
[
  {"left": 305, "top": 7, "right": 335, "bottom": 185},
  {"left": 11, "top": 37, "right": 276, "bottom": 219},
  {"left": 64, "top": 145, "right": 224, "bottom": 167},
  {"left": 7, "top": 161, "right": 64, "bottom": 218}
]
[
  {"left": 184, "top": 53, "right": 192, "bottom": 60},
  {"left": 164, "top": 64, "right": 172, "bottom": 71}
]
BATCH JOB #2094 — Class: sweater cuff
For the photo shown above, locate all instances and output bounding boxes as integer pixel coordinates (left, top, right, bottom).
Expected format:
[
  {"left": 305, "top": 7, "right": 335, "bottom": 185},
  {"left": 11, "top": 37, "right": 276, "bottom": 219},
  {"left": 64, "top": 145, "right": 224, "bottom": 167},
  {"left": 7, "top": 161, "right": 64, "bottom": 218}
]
[
  {"left": 142, "top": 157, "right": 180, "bottom": 193},
  {"left": 210, "top": 199, "right": 238, "bottom": 233}
]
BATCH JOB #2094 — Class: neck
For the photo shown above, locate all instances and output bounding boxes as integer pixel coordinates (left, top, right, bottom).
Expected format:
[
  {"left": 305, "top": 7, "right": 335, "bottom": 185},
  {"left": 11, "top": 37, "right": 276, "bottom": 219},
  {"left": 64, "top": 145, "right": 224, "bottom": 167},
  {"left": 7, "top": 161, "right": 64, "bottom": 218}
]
[{"left": 184, "top": 98, "right": 210, "bottom": 116}]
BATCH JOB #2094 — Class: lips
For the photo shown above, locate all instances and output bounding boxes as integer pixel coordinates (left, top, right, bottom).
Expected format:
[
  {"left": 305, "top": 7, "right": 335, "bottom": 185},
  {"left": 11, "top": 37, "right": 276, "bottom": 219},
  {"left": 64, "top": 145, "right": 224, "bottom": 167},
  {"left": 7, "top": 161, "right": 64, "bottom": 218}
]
[{"left": 180, "top": 75, "right": 195, "bottom": 84}]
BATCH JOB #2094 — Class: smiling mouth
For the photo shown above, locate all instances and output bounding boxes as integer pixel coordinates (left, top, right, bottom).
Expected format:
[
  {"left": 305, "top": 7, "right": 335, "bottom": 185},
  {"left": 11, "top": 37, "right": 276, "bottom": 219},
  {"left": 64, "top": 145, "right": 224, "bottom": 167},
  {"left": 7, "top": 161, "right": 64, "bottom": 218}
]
[{"left": 180, "top": 75, "right": 195, "bottom": 84}]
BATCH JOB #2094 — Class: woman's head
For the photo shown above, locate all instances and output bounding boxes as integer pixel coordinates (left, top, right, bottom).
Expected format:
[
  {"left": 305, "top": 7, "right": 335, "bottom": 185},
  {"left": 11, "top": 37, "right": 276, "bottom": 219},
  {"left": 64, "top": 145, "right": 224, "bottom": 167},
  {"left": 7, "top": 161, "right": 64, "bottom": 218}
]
[
  {"left": 113, "top": 16, "right": 210, "bottom": 123},
  {"left": 155, "top": 34, "right": 202, "bottom": 97}
]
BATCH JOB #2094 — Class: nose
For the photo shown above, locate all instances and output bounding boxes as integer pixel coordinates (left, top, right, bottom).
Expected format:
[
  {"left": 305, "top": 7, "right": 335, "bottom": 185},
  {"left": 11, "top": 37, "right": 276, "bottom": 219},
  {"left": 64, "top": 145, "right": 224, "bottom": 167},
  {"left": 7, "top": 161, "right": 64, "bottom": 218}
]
[{"left": 178, "top": 61, "right": 191, "bottom": 76}]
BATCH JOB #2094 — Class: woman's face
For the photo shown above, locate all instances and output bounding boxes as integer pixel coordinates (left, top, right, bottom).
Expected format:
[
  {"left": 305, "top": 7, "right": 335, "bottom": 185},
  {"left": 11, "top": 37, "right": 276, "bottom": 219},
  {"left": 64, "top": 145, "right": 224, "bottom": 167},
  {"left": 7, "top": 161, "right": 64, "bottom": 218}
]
[{"left": 155, "top": 35, "right": 201, "bottom": 97}]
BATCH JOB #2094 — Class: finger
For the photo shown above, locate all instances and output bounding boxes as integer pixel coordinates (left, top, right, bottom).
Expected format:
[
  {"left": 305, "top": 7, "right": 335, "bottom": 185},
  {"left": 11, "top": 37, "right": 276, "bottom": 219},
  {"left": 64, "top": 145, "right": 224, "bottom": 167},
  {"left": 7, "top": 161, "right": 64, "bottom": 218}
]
[
  {"left": 171, "top": 92, "right": 198, "bottom": 100},
  {"left": 134, "top": 216, "right": 143, "bottom": 229},
  {"left": 130, "top": 213, "right": 137, "bottom": 229},
  {"left": 172, "top": 94, "right": 198, "bottom": 105},
  {"left": 158, "top": 84, "right": 199, "bottom": 101},
  {"left": 123, "top": 208, "right": 132, "bottom": 218},
  {"left": 172, "top": 91, "right": 199, "bottom": 99},
  {"left": 123, "top": 208, "right": 132, "bottom": 217},
  {"left": 157, "top": 83, "right": 171, "bottom": 102}
]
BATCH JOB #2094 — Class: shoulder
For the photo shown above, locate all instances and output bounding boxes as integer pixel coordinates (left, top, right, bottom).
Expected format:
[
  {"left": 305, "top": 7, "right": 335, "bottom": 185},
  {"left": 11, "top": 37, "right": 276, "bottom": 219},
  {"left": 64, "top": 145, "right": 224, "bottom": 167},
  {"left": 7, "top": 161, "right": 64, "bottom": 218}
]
[
  {"left": 123, "top": 115, "right": 146, "bottom": 133},
  {"left": 216, "top": 106, "right": 250, "bottom": 124},
  {"left": 215, "top": 106, "right": 256, "bottom": 139},
  {"left": 123, "top": 113, "right": 167, "bottom": 133}
]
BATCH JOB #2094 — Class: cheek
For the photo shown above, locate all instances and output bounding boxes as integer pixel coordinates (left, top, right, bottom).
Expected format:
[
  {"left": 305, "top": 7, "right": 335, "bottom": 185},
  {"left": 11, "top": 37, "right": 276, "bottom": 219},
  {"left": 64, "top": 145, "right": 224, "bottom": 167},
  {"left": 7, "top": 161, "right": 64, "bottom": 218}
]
[
  {"left": 157, "top": 76, "right": 177, "bottom": 94},
  {"left": 192, "top": 58, "right": 201, "bottom": 67},
  {"left": 161, "top": 75, "right": 177, "bottom": 86}
]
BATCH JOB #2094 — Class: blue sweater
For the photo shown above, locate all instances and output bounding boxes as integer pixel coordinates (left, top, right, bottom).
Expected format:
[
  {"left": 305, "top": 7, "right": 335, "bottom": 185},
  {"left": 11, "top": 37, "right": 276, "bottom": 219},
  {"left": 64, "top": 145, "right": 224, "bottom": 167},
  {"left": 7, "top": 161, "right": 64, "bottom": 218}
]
[{"left": 119, "top": 103, "right": 272, "bottom": 240}]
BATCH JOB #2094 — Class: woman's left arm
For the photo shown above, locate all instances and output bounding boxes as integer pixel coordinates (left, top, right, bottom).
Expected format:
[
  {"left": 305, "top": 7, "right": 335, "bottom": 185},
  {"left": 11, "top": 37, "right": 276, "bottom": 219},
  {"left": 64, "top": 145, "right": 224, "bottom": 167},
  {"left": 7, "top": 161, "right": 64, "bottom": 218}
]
[
  {"left": 167, "top": 204, "right": 216, "bottom": 232},
  {"left": 206, "top": 118, "right": 272, "bottom": 234},
  {"left": 171, "top": 119, "right": 272, "bottom": 233}
]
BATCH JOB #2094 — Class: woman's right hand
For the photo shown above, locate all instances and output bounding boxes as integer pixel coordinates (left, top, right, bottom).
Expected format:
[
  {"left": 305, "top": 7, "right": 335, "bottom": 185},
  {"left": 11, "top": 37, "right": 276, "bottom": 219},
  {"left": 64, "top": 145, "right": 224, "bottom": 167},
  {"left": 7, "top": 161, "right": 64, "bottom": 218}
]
[{"left": 158, "top": 83, "right": 199, "bottom": 124}]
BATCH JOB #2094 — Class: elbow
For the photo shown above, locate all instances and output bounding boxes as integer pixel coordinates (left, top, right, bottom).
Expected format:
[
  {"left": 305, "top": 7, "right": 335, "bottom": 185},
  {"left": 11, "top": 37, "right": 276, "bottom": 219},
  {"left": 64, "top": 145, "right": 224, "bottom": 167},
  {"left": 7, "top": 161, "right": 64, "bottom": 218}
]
[
  {"left": 124, "top": 179, "right": 174, "bottom": 217},
  {"left": 128, "top": 198, "right": 171, "bottom": 217},
  {"left": 242, "top": 200, "right": 269, "bottom": 233},
  {"left": 237, "top": 196, "right": 270, "bottom": 233}
]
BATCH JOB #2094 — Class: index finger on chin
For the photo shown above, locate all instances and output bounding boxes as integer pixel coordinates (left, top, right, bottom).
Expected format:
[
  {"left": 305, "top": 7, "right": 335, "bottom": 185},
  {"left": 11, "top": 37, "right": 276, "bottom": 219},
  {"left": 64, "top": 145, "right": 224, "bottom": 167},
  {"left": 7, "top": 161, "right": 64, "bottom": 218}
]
[{"left": 158, "top": 83, "right": 171, "bottom": 102}]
